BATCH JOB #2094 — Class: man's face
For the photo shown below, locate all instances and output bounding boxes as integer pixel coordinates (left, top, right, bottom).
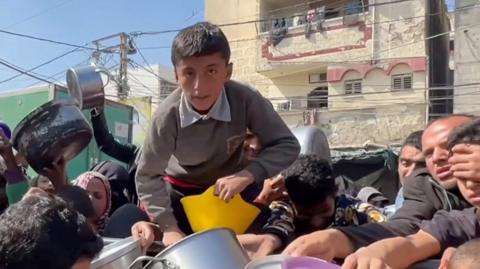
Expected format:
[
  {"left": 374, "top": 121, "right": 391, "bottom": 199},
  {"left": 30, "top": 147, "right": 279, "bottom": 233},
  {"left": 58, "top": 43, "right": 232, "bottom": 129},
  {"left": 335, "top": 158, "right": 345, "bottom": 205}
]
[
  {"left": 422, "top": 116, "right": 472, "bottom": 189},
  {"left": 295, "top": 195, "right": 336, "bottom": 230},
  {"left": 175, "top": 52, "right": 232, "bottom": 113},
  {"left": 398, "top": 145, "right": 425, "bottom": 185}
]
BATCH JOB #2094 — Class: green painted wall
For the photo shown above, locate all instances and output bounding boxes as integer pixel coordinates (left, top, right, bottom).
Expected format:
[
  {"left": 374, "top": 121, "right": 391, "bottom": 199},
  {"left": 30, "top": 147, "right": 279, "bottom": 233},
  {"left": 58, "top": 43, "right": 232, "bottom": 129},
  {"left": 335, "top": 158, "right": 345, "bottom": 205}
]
[{"left": 0, "top": 85, "right": 133, "bottom": 180}]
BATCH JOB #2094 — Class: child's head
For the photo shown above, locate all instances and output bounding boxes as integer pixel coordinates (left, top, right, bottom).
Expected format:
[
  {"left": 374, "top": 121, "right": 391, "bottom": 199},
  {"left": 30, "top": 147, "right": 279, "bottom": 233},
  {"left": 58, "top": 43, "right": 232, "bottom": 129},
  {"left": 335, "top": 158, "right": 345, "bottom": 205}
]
[
  {"left": 171, "top": 21, "right": 232, "bottom": 113},
  {"left": 448, "top": 239, "right": 480, "bottom": 269},
  {"left": 284, "top": 154, "right": 337, "bottom": 229},
  {"left": 0, "top": 194, "right": 103, "bottom": 269},
  {"left": 447, "top": 118, "right": 480, "bottom": 207}
]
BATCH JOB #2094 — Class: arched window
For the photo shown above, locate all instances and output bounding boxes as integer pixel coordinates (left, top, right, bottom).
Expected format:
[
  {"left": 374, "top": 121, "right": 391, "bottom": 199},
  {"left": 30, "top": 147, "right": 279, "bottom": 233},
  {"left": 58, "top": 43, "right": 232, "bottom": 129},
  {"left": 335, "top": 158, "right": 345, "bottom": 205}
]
[{"left": 307, "top": 87, "right": 328, "bottom": 109}]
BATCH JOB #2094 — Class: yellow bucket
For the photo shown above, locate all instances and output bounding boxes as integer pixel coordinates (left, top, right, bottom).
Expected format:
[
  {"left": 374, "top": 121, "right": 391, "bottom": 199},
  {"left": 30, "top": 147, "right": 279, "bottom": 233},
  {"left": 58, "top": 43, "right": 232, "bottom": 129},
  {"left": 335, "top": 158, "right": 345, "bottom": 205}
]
[{"left": 180, "top": 186, "right": 261, "bottom": 234}]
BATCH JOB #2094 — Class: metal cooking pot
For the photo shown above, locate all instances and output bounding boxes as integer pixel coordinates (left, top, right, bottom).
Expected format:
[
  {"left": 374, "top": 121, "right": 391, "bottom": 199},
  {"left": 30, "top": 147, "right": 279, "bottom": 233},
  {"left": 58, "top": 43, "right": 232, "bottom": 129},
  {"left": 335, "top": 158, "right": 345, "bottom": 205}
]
[
  {"left": 91, "top": 237, "right": 142, "bottom": 269},
  {"left": 129, "top": 228, "right": 250, "bottom": 269},
  {"left": 12, "top": 99, "right": 93, "bottom": 174},
  {"left": 66, "top": 65, "right": 105, "bottom": 110}
]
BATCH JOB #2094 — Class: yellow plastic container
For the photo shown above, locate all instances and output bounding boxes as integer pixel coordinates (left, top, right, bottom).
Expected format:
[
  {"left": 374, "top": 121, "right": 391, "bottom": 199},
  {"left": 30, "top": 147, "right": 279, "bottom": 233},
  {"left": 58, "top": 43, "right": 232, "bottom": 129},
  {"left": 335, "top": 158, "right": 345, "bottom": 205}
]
[{"left": 180, "top": 186, "right": 261, "bottom": 234}]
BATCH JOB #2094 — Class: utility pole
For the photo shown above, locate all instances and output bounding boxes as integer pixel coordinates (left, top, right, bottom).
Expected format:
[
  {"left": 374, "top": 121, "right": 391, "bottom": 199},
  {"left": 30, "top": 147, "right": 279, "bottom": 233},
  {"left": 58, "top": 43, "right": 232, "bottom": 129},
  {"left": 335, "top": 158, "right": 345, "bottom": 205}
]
[
  {"left": 91, "top": 32, "right": 135, "bottom": 99},
  {"left": 119, "top": 33, "right": 130, "bottom": 98}
]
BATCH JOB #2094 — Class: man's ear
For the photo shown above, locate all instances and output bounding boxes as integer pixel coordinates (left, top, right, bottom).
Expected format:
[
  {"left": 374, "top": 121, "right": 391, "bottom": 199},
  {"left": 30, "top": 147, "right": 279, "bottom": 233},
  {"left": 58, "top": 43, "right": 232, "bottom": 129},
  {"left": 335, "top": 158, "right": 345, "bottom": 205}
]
[
  {"left": 226, "top": 63, "right": 233, "bottom": 80},
  {"left": 174, "top": 69, "right": 179, "bottom": 82}
]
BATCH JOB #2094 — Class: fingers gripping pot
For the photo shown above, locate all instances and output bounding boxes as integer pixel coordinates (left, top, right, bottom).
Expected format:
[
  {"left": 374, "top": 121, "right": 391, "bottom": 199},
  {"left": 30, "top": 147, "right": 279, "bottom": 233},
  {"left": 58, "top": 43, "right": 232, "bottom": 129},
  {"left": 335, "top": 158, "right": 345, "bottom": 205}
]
[{"left": 12, "top": 99, "right": 93, "bottom": 174}]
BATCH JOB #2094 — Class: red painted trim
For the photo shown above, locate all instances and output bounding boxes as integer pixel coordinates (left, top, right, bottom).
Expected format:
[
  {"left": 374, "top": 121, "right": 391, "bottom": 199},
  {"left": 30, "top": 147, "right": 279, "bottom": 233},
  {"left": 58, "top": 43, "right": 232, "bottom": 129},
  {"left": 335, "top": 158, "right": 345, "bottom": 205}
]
[{"left": 327, "top": 57, "right": 426, "bottom": 82}]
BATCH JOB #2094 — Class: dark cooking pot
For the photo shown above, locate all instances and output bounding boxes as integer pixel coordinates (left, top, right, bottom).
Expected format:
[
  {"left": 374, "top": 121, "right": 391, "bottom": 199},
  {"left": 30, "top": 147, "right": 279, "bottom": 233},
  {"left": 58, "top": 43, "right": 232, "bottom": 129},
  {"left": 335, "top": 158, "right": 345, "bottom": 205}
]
[
  {"left": 12, "top": 99, "right": 93, "bottom": 174},
  {"left": 66, "top": 65, "right": 105, "bottom": 110}
]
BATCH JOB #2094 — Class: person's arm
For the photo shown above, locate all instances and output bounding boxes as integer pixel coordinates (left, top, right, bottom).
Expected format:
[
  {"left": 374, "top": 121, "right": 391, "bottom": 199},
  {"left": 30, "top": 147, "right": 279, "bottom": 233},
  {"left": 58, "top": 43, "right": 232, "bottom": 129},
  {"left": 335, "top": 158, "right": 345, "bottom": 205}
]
[
  {"left": 335, "top": 170, "right": 441, "bottom": 251},
  {"left": 245, "top": 87, "right": 301, "bottom": 183},
  {"left": 0, "top": 129, "right": 29, "bottom": 204},
  {"left": 90, "top": 109, "right": 137, "bottom": 164},
  {"left": 341, "top": 231, "right": 441, "bottom": 269},
  {"left": 261, "top": 200, "right": 296, "bottom": 248},
  {"left": 135, "top": 107, "right": 179, "bottom": 243}
]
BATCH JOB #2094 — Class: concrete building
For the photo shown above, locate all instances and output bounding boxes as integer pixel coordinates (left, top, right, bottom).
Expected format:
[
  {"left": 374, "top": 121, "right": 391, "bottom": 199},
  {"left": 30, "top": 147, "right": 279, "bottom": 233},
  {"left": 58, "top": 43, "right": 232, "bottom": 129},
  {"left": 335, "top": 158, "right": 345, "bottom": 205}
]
[
  {"left": 453, "top": 0, "right": 480, "bottom": 114},
  {"left": 205, "top": 0, "right": 451, "bottom": 146},
  {"left": 104, "top": 63, "right": 177, "bottom": 111}
]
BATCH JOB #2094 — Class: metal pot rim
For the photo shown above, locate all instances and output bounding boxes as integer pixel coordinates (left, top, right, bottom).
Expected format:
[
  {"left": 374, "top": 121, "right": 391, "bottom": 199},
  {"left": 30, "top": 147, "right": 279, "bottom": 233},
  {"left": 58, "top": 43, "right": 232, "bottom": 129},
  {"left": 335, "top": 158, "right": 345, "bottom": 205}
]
[{"left": 12, "top": 99, "right": 78, "bottom": 147}]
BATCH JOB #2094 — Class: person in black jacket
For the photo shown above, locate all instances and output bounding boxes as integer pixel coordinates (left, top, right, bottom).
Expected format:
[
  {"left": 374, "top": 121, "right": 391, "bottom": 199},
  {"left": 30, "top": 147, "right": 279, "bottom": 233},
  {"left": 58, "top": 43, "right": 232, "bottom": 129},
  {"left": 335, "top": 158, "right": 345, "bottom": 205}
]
[
  {"left": 90, "top": 108, "right": 140, "bottom": 203},
  {"left": 282, "top": 114, "right": 473, "bottom": 260}
]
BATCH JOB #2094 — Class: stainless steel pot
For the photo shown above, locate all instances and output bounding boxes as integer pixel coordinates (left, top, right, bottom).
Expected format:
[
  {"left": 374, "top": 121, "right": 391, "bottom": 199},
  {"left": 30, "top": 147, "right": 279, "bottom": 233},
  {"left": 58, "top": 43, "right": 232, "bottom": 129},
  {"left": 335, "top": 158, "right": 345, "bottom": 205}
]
[
  {"left": 66, "top": 65, "right": 105, "bottom": 110},
  {"left": 12, "top": 99, "right": 93, "bottom": 173},
  {"left": 92, "top": 237, "right": 142, "bottom": 269},
  {"left": 129, "top": 228, "right": 250, "bottom": 269}
]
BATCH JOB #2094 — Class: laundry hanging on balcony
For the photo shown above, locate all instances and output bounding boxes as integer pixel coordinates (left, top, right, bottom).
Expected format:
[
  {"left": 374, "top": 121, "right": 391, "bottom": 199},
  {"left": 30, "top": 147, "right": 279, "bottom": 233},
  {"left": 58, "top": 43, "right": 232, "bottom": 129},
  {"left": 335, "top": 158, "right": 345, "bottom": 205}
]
[{"left": 269, "top": 18, "right": 288, "bottom": 46}]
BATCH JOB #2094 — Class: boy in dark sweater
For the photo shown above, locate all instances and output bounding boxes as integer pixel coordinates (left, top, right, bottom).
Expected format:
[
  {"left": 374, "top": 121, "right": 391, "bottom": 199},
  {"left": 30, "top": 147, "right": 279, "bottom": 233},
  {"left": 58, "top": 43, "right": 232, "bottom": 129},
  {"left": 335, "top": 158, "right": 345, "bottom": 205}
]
[
  {"left": 341, "top": 118, "right": 480, "bottom": 269},
  {"left": 135, "top": 21, "right": 300, "bottom": 246}
]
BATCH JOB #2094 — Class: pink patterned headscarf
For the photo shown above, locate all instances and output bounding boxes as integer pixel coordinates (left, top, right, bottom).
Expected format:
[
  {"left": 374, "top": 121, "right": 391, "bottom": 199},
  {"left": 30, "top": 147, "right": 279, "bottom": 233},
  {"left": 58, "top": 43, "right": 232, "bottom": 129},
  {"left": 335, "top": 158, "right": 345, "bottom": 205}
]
[{"left": 74, "top": 171, "right": 111, "bottom": 234}]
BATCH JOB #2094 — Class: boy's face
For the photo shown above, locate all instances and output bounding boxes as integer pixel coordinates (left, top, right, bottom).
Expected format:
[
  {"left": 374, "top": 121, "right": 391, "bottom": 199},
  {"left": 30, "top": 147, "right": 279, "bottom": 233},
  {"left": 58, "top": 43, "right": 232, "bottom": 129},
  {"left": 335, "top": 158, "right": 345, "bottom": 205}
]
[
  {"left": 295, "top": 195, "right": 336, "bottom": 230},
  {"left": 456, "top": 172, "right": 480, "bottom": 208},
  {"left": 398, "top": 145, "right": 424, "bottom": 185},
  {"left": 175, "top": 52, "right": 232, "bottom": 113}
]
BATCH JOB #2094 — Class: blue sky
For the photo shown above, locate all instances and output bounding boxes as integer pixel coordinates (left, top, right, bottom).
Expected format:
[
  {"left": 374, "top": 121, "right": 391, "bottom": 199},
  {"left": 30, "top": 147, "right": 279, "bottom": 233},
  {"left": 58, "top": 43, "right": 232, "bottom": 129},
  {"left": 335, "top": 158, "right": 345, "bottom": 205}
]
[{"left": 0, "top": 0, "right": 204, "bottom": 91}]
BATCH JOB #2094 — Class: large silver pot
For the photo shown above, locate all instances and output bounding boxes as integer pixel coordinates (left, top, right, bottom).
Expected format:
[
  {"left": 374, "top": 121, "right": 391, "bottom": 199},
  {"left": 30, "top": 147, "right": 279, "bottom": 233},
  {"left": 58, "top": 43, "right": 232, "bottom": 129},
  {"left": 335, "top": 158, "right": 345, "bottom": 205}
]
[
  {"left": 12, "top": 99, "right": 93, "bottom": 173},
  {"left": 129, "top": 228, "right": 250, "bottom": 269},
  {"left": 92, "top": 237, "right": 142, "bottom": 269},
  {"left": 66, "top": 65, "right": 105, "bottom": 110}
]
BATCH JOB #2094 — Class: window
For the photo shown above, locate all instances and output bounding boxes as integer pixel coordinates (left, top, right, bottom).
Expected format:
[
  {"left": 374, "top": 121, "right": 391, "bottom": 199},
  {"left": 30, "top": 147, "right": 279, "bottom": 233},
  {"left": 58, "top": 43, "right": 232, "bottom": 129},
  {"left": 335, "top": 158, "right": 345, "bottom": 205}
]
[
  {"left": 309, "top": 73, "right": 327, "bottom": 84},
  {"left": 308, "top": 87, "right": 328, "bottom": 109},
  {"left": 392, "top": 74, "right": 413, "bottom": 90},
  {"left": 345, "top": 79, "right": 362, "bottom": 94}
]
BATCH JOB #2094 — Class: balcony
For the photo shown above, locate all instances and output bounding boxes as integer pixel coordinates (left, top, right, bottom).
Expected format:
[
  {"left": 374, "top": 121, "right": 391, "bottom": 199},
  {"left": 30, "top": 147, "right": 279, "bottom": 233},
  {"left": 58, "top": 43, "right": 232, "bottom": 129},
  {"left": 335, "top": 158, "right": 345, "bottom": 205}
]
[{"left": 256, "top": 0, "right": 372, "bottom": 76}]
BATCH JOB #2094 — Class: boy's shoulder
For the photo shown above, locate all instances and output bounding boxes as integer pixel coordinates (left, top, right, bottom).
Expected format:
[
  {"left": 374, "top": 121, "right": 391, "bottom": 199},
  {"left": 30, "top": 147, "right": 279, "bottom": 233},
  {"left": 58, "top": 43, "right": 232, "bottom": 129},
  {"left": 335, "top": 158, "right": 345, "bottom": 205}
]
[
  {"left": 224, "top": 80, "right": 262, "bottom": 99},
  {"left": 152, "top": 88, "right": 182, "bottom": 119}
]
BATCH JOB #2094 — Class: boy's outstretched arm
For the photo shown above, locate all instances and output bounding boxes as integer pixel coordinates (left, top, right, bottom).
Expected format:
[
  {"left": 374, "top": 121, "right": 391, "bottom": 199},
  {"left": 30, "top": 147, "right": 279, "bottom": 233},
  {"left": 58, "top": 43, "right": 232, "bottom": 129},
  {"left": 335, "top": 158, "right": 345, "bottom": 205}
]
[
  {"left": 135, "top": 108, "right": 177, "bottom": 236},
  {"left": 341, "top": 230, "right": 441, "bottom": 269}
]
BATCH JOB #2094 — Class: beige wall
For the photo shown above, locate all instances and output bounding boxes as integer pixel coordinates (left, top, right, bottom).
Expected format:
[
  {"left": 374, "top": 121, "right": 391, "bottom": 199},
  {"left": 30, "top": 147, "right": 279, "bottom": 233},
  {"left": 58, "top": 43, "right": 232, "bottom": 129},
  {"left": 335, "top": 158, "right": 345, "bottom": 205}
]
[{"left": 328, "top": 64, "right": 426, "bottom": 110}]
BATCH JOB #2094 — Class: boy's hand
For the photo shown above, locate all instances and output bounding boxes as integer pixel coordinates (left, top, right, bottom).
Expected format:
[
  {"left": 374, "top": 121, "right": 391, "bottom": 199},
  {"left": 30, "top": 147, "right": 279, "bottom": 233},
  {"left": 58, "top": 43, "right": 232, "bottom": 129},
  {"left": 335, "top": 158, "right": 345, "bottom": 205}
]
[
  {"left": 341, "top": 247, "right": 392, "bottom": 269},
  {"left": 132, "top": 221, "right": 157, "bottom": 251},
  {"left": 283, "top": 229, "right": 353, "bottom": 261},
  {"left": 255, "top": 174, "right": 287, "bottom": 204},
  {"left": 237, "top": 233, "right": 281, "bottom": 259},
  {"left": 162, "top": 225, "right": 185, "bottom": 246},
  {"left": 215, "top": 169, "right": 254, "bottom": 202},
  {"left": 449, "top": 144, "right": 480, "bottom": 181}
]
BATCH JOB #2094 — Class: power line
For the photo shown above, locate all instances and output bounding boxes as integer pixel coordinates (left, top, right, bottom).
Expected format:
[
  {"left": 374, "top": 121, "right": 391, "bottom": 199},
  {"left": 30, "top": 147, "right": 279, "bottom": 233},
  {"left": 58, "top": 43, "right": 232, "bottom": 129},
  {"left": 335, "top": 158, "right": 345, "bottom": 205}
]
[
  {"left": 0, "top": 58, "right": 55, "bottom": 85},
  {"left": 0, "top": 29, "right": 110, "bottom": 52},
  {"left": 1, "top": 0, "right": 75, "bottom": 30},
  {"left": 0, "top": 47, "right": 82, "bottom": 84}
]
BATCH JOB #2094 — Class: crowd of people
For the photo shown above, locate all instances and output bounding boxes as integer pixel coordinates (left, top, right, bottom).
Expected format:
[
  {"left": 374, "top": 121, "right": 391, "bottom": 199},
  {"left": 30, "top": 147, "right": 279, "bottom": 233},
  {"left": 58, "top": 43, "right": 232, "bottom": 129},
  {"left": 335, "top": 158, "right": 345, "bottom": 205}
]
[{"left": 1, "top": 21, "right": 480, "bottom": 269}]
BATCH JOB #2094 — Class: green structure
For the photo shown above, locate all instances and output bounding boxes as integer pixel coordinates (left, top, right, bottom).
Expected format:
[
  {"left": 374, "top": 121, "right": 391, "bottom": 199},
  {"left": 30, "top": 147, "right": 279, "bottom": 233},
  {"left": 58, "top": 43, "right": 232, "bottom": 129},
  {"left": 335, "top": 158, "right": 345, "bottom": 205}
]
[{"left": 0, "top": 84, "right": 134, "bottom": 179}]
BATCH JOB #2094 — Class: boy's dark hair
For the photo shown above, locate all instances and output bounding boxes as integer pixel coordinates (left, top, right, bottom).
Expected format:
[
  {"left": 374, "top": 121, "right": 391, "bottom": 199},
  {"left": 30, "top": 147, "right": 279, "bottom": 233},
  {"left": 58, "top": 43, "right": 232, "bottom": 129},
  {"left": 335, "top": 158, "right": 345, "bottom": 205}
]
[
  {"left": 0, "top": 195, "right": 103, "bottom": 269},
  {"left": 447, "top": 118, "right": 480, "bottom": 150},
  {"left": 402, "top": 130, "right": 423, "bottom": 151},
  {"left": 284, "top": 154, "right": 337, "bottom": 208},
  {"left": 171, "top": 21, "right": 230, "bottom": 66},
  {"left": 448, "top": 239, "right": 480, "bottom": 269},
  {"left": 57, "top": 185, "right": 96, "bottom": 219}
]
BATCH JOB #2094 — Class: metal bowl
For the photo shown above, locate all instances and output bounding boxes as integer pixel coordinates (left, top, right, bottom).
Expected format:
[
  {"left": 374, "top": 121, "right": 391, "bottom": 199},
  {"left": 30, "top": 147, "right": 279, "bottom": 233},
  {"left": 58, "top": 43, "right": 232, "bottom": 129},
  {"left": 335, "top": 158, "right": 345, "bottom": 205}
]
[
  {"left": 12, "top": 99, "right": 93, "bottom": 174},
  {"left": 131, "top": 228, "right": 250, "bottom": 269},
  {"left": 66, "top": 65, "right": 105, "bottom": 110}
]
